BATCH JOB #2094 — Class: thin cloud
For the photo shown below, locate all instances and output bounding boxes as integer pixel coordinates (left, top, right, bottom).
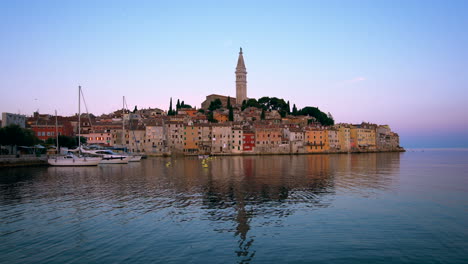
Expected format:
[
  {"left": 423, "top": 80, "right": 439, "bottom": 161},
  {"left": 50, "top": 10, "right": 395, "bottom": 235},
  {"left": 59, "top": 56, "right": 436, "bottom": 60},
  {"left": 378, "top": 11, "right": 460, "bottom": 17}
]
[
  {"left": 335, "top": 77, "right": 367, "bottom": 87},
  {"left": 343, "top": 77, "right": 366, "bottom": 84}
]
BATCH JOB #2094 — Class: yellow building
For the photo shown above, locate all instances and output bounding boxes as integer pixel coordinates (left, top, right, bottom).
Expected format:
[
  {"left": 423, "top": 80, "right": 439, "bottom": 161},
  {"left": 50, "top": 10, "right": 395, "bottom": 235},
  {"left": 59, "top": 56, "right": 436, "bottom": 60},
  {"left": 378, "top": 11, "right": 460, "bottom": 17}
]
[
  {"left": 350, "top": 123, "right": 377, "bottom": 150},
  {"left": 305, "top": 128, "right": 329, "bottom": 153},
  {"left": 335, "top": 124, "right": 351, "bottom": 151}
]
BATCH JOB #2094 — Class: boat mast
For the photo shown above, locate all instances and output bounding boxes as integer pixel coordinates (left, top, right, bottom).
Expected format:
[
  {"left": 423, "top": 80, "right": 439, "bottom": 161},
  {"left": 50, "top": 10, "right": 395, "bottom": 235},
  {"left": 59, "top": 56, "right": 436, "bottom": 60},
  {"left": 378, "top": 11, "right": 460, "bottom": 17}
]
[
  {"left": 122, "top": 96, "right": 125, "bottom": 150},
  {"left": 78, "top": 86, "right": 81, "bottom": 157},
  {"left": 55, "top": 110, "right": 59, "bottom": 154}
]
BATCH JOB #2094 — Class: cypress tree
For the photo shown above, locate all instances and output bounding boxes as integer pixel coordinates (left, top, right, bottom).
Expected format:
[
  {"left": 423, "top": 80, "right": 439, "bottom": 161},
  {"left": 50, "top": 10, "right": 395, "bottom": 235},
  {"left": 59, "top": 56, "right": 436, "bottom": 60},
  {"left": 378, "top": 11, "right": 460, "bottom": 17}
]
[
  {"left": 261, "top": 109, "right": 266, "bottom": 120},
  {"left": 287, "top": 101, "right": 291, "bottom": 114},
  {"left": 229, "top": 107, "right": 234, "bottom": 121},
  {"left": 169, "top": 97, "right": 173, "bottom": 115},
  {"left": 176, "top": 99, "right": 180, "bottom": 110},
  {"left": 227, "top": 96, "right": 231, "bottom": 108},
  {"left": 292, "top": 104, "right": 298, "bottom": 116}
]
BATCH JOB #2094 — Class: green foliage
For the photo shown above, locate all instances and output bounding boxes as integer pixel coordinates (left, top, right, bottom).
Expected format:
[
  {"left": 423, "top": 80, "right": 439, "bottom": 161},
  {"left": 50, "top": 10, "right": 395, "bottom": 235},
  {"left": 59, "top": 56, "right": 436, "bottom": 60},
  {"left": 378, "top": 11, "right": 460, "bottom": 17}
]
[
  {"left": 227, "top": 96, "right": 231, "bottom": 108},
  {"left": 176, "top": 99, "right": 181, "bottom": 110},
  {"left": 168, "top": 97, "right": 174, "bottom": 116},
  {"left": 258, "top": 97, "right": 288, "bottom": 111},
  {"left": 261, "top": 109, "right": 265, "bottom": 120},
  {"left": 45, "top": 135, "right": 86, "bottom": 148},
  {"left": 207, "top": 111, "right": 218, "bottom": 123},
  {"left": 208, "top": 99, "right": 223, "bottom": 111},
  {"left": 133, "top": 106, "right": 138, "bottom": 113},
  {"left": 180, "top": 104, "right": 192, "bottom": 109},
  {"left": 228, "top": 107, "right": 234, "bottom": 121},
  {"left": 298, "top": 107, "right": 335, "bottom": 126},
  {"left": 197, "top": 109, "right": 205, "bottom": 113},
  {"left": 292, "top": 104, "right": 298, "bottom": 115},
  {"left": 241, "top": 99, "right": 261, "bottom": 110},
  {"left": 0, "top": 125, "right": 40, "bottom": 146}
]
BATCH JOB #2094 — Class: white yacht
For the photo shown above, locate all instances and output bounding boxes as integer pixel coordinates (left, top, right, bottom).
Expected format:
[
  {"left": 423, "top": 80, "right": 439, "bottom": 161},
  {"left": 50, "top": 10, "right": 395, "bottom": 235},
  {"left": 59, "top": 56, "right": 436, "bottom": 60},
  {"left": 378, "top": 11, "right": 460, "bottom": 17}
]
[
  {"left": 48, "top": 87, "right": 102, "bottom": 167},
  {"left": 82, "top": 149, "right": 130, "bottom": 164},
  {"left": 48, "top": 153, "right": 101, "bottom": 166}
]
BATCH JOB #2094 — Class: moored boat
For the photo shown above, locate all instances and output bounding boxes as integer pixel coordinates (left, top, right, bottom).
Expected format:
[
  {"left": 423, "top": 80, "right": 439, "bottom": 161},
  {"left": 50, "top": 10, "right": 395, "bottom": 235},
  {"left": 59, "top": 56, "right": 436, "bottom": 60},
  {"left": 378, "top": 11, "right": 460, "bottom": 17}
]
[
  {"left": 48, "top": 154, "right": 102, "bottom": 166},
  {"left": 48, "top": 87, "right": 102, "bottom": 167}
]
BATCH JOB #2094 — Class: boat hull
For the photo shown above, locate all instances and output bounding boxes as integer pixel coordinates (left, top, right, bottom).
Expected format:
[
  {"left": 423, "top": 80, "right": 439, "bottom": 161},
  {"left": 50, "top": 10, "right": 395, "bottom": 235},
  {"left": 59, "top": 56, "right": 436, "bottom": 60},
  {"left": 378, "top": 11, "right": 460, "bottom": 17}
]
[
  {"left": 129, "top": 156, "right": 142, "bottom": 162},
  {"left": 48, "top": 157, "right": 102, "bottom": 166},
  {"left": 99, "top": 156, "right": 130, "bottom": 164}
]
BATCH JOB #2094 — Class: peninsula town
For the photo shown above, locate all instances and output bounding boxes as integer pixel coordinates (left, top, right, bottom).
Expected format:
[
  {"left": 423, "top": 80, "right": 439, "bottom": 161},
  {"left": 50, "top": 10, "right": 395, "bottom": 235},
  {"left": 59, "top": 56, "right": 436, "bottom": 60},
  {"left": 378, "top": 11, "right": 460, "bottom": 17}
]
[{"left": 1, "top": 48, "right": 403, "bottom": 156}]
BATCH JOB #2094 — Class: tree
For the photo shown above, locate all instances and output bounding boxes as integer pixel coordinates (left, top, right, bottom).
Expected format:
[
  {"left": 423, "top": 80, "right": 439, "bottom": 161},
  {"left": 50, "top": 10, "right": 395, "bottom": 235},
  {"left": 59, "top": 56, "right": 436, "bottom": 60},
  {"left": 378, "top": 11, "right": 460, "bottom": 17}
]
[
  {"left": 176, "top": 99, "right": 181, "bottom": 110},
  {"left": 168, "top": 97, "right": 173, "bottom": 115},
  {"left": 207, "top": 111, "right": 217, "bottom": 123},
  {"left": 180, "top": 104, "right": 192, "bottom": 109},
  {"left": 45, "top": 135, "right": 85, "bottom": 149},
  {"left": 229, "top": 106, "right": 234, "bottom": 121},
  {"left": 227, "top": 96, "right": 231, "bottom": 108},
  {"left": 261, "top": 109, "right": 266, "bottom": 120},
  {"left": 287, "top": 101, "right": 291, "bottom": 114},
  {"left": 241, "top": 98, "right": 261, "bottom": 110},
  {"left": 208, "top": 99, "right": 223, "bottom": 111},
  {"left": 292, "top": 104, "right": 298, "bottom": 115},
  {"left": 298, "top": 107, "right": 334, "bottom": 126},
  {"left": 133, "top": 105, "right": 138, "bottom": 113},
  {"left": 0, "top": 125, "right": 40, "bottom": 146}
]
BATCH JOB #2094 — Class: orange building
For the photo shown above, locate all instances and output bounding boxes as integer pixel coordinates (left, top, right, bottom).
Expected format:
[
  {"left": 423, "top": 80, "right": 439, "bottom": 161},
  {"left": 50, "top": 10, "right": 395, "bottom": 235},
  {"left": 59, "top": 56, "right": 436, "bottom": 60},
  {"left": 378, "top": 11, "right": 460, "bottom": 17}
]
[
  {"left": 254, "top": 125, "right": 282, "bottom": 153},
  {"left": 305, "top": 128, "right": 329, "bottom": 152},
  {"left": 214, "top": 111, "right": 229, "bottom": 123},
  {"left": 183, "top": 124, "right": 201, "bottom": 153}
]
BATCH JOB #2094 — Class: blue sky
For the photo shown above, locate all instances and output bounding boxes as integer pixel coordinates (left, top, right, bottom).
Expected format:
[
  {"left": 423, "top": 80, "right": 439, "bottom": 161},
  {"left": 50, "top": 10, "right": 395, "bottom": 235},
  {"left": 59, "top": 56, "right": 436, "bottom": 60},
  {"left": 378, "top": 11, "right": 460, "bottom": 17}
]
[{"left": 0, "top": 0, "right": 467, "bottom": 147}]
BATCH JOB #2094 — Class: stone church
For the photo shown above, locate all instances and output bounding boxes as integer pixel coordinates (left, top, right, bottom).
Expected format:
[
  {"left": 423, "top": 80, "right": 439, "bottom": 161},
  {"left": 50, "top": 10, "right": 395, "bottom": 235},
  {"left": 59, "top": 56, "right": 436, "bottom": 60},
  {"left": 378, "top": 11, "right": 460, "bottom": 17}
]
[{"left": 201, "top": 48, "right": 248, "bottom": 109}]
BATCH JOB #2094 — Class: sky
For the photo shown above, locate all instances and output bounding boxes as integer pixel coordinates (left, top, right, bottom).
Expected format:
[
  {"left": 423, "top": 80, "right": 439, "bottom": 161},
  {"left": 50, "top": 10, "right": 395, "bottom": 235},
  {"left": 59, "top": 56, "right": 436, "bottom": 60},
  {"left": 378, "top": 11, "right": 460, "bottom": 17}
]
[{"left": 0, "top": 0, "right": 467, "bottom": 148}]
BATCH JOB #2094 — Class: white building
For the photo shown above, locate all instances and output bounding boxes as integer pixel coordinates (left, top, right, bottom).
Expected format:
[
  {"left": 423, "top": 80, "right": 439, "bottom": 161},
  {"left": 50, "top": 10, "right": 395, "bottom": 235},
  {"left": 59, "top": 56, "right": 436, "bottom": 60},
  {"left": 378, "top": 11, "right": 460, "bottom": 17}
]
[{"left": 1, "top": 112, "right": 26, "bottom": 128}]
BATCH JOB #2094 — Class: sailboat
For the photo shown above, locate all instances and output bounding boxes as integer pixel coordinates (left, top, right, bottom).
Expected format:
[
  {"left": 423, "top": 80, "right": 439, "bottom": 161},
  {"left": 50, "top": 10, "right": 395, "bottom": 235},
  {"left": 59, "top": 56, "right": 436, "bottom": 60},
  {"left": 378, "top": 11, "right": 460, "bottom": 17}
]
[{"left": 47, "top": 86, "right": 102, "bottom": 166}]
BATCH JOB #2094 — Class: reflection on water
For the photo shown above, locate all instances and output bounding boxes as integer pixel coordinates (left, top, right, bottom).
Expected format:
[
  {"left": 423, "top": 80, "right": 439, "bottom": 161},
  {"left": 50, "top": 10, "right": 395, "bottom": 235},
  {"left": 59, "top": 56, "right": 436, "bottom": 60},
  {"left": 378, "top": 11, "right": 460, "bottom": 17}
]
[{"left": 0, "top": 153, "right": 404, "bottom": 263}]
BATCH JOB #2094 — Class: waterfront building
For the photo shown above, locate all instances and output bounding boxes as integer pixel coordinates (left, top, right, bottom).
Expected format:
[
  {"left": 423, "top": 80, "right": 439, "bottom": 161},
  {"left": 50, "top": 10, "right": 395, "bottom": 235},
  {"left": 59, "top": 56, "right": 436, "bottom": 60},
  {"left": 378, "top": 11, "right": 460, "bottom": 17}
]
[
  {"left": 1, "top": 112, "right": 26, "bottom": 128},
  {"left": 350, "top": 123, "right": 377, "bottom": 150},
  {"left": 242, "top": 130, "right": 255, "bottom": 152},
  {"left": 211, "top": 124, "right": 232, "bottom": 153},
  {"left": 231, "top": 127, "right": 243, "bottom": 153},
  {"left": 305, "top": 128, "right": 328, "bottom": 152},
  {"left": 335, "top": 124, "right": 351, "bottom": 151},
  {"left": 184, "top": 124, "right": 201, "bottom": 154},
  {"left": 85, "top": 131, "right": 112, "bottom": 146},
  {"left": 327, "top": 129, "right": 339, "bottom": 151},
  {"left": 145, "top": 121, "right": 166, "bottom": 154},
  {"left": 197, "top": 124, "right": 212, "bottom": 154},
  {"left": 126, "top": 126, "right": 146, "bottom": 153},
  {"left": 284, "top": 127, "right": 305, "bottom": 153},
  {"left": 165, "top": 121, "right": 185, "bottom": 153},
  {"left": 255, "top": 125, "right": 283, "bottom": 153}
]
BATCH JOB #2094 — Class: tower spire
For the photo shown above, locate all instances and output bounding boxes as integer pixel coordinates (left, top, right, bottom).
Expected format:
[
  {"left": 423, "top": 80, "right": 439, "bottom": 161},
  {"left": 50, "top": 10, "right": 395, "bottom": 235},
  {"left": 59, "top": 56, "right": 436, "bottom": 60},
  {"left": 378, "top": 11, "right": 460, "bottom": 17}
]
[{"left": 235, "top": 48, "right": 247, "bottom": 104}]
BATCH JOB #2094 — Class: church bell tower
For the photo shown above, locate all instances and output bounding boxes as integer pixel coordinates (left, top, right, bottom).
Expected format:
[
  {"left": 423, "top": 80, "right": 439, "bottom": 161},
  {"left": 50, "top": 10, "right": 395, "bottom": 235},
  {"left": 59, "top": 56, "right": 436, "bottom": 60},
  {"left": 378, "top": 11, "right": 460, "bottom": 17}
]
[{"left": 235, "top": 47, "right": 247, "bottom": 104}]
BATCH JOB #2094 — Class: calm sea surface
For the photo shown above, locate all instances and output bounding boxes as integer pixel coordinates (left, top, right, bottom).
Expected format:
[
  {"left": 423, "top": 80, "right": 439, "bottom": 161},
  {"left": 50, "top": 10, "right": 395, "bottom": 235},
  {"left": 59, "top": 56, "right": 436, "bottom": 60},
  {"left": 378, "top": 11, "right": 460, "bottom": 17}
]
[{"left": 1, "top": 150, "right": 467, "bottom": 264}]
